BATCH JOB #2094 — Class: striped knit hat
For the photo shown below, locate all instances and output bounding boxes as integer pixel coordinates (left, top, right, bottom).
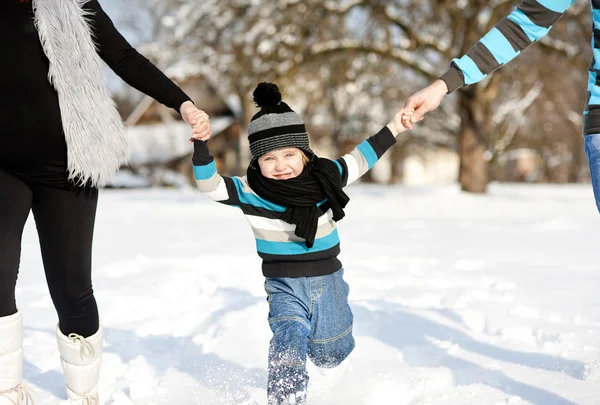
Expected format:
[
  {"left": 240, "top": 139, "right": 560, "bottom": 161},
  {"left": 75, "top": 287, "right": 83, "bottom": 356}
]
[{"left": 248, "top": 82, "right": 314, "bottom": 163}]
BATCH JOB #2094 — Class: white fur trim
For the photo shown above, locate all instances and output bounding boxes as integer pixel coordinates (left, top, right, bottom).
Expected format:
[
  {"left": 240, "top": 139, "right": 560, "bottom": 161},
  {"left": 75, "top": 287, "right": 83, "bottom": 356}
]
[{"left": 33, "top": 0, "right": 128, "bottom": 187}]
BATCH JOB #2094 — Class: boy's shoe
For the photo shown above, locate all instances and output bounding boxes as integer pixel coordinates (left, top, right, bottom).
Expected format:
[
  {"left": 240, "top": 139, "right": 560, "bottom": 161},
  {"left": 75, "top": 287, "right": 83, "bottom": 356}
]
[
  {"left": 307, "top": 355, "right": 352, "bottom": 401},
  {"left": 284, "top": 391, "right": 306, "bottom": 405}
]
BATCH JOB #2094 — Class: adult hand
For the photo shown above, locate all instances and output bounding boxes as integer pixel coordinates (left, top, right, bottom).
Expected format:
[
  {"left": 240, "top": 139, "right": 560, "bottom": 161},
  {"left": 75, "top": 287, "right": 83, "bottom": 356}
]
[
  {"left": 387, "top": 107, "right": 418, "bottom": 136},
  {"left": 180, "top": 101, "right": 212, "bottom": 143},
  {"left": 402, "top": 79, "right": 449, "bottom": 129}
]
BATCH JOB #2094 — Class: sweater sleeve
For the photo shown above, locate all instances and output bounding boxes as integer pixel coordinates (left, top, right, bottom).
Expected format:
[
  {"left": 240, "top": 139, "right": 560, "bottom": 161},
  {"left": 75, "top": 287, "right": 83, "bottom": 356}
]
[
  {"left": 192, "top": 141, "right": 244, "bottom": 206},
  {"left": 440, "top": 0, "right": 575, "bottom": 93},
  {"left": 85, "top": 0, "right": 192, "bottom": 113},
  {"left": 334, "top": 126, "right": 397, "bottom": 187}
]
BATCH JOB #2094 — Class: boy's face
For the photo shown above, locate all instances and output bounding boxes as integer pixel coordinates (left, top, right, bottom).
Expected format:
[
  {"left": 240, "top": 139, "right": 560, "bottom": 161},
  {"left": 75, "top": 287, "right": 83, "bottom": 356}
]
[{"left": 257, "top": 147, "right": 306, "bottom": 180}]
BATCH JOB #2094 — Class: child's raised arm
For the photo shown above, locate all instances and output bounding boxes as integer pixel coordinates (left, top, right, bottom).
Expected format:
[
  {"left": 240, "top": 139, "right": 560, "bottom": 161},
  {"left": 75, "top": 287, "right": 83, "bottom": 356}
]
[
  {"left": 335, "top": 107, "right": 415, "bottom": 187},
  {"left": 192, "top": 140, "right": 243, "bottom": 207}
]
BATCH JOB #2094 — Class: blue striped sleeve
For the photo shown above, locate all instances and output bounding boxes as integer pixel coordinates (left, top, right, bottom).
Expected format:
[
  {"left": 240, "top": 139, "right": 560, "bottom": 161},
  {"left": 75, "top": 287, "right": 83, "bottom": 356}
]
[
  {"left": 339, "top": 126, "right": 396, "bottom": 186},
  {"left": 441, "top": 0, "right": 574, "bottom": 93},
  {"left": 507, "top": 9, "right": 551, "bottom": 42},
  {"left": 357, "top": 140, "right": 378, "bottom": 170},
  {"left": 192, "top": 140, "right": 242, "bottom": 206},
  {"left": 480, "top": 28, "right": 520, "bottom": 65},
  {"left": 193, "top": 160, "right": 217, "bottom": 180},
  {"left": 452, "top": 55, "right": 487, "bottom": 86},
  {"left": 535, "top": 0, "right": 573, "bottom": 13}
]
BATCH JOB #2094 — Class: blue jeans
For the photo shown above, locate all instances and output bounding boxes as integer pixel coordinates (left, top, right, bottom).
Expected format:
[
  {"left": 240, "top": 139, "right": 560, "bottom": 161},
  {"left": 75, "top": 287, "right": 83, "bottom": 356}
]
[
  {"left": 585, "top": 133, "right": 600, "bottom": 213},
  {"left": 264, "top": 268, "right": 355, "bottom": 405}
]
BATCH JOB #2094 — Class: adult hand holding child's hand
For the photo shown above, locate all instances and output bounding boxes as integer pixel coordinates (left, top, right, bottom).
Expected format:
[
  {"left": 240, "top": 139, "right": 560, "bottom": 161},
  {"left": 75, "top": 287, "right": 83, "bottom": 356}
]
[{"left": 180, "top": 101, "right": 212, "bottom": 143}]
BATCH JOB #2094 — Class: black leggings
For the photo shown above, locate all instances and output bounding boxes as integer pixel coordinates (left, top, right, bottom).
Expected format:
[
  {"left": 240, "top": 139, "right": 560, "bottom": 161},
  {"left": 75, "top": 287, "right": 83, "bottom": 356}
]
[{"left": 0, "top": 168, "right": 99, "bottom": 337}]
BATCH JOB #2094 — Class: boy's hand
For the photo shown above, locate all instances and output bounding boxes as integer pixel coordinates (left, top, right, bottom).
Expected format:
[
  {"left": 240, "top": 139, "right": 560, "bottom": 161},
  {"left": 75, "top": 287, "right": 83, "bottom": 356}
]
[
  {"left": 180, "top": 101, "right": 212, "bottom": 143},
  {"left": 387, "top": 107, "right": 419, "bottom": 136}
]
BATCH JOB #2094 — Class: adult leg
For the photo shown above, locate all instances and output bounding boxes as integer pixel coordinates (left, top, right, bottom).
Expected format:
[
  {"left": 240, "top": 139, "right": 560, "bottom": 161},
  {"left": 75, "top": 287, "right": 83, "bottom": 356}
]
[
  {"left": 0, "top": 169, "right": 32, "bottom": 317},
  {"left": 31, "top": 186, "right": 99, "bottom": 337},
  {"left": 264, "top": 278, "right": 312, "bottom": 405},
  {"left": 584, "top": 133, "right": 600, "bottom": 213},
  {"left": 0, "top": 169, "right": 33, "bottom": 404},
  {"left": 31, "top": 185, "right": 102, "bottom": 404}
]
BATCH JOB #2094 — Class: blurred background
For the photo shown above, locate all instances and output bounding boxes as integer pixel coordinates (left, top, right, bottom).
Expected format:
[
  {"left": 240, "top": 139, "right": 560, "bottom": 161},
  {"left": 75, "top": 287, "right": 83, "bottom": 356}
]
[{"left": 102, "top": 0, "right": 591, "bottom": 193}]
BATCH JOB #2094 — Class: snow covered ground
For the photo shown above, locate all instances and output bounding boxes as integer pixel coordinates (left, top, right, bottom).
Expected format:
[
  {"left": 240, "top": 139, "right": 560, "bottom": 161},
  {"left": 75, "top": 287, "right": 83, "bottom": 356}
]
[{"left": 15, "top": 183, "right": 600, "bottom": 405}]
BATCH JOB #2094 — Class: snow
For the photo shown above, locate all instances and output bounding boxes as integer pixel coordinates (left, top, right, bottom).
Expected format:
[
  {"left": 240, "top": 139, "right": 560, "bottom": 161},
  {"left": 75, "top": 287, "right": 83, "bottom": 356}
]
[{"left": 15, "top": 183, "right": 600, "bottom": 405}]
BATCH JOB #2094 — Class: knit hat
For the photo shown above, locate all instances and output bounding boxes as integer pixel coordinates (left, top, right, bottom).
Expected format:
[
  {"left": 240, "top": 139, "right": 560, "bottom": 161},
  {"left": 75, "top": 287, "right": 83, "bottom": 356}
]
[{"left": 248, "top": 82, "right": 314, "bottom": 163}]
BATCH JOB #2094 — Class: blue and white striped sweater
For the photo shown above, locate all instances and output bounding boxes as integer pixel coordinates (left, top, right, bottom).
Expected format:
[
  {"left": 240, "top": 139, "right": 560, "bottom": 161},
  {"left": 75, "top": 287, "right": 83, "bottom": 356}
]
[
  {"left": 440, "top": 0, "right": 600, "bottom": 135},
  {"left": 192, "top": 126, "right": 396, "bottom": 278}
]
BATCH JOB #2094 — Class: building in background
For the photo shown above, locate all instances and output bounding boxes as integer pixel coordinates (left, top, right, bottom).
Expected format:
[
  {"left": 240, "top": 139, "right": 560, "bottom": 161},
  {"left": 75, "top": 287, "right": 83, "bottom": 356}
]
[{"left": 109, "top": 67, "right": 241, "bottom": 188}]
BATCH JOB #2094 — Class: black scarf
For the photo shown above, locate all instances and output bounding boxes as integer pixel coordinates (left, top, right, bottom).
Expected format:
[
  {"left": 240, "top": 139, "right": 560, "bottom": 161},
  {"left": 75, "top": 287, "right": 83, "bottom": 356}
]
[{"left": 247, "top": 156, "right": 350, "bottom": 248}]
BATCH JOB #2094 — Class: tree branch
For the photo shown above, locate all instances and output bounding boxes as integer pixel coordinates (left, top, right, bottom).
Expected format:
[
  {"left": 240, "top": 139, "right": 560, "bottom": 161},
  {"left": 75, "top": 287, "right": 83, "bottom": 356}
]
[{"left": 300, "top": 39, "right": 439, "bottom": 80}]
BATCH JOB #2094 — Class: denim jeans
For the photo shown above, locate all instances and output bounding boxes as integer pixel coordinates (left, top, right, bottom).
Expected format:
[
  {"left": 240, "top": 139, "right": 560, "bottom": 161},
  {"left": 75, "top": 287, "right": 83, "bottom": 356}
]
[
  {"left": 584, "top": 133, "right": 600, "bottom": 213},
  {"left": 264, "top": 268, "right": 355, "bottom": 405}
]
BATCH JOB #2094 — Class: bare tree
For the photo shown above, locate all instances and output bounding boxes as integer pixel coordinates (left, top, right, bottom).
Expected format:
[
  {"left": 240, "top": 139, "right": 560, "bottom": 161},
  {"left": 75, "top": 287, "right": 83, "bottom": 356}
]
[
  {"left": 355, "top": 0, "right": 590, "bottom": 191},
  {"left": 145, "top": 0, "right": 589, "bottom": 189}
]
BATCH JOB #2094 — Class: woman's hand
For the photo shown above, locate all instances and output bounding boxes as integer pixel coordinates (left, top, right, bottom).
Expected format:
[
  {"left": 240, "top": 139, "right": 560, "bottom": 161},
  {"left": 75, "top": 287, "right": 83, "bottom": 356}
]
[{"left": 180, "top": 101, "right": 212, "bottom": 143}]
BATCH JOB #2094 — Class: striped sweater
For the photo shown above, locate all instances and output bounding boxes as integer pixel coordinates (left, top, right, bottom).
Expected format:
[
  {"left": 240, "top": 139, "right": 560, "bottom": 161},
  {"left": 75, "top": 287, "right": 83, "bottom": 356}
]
[
  {"left": 192, "top": 126, "right": 396, "bottom": 278},
  {"left": 439, "top": 0, "right": 600, "bottom": 135}
]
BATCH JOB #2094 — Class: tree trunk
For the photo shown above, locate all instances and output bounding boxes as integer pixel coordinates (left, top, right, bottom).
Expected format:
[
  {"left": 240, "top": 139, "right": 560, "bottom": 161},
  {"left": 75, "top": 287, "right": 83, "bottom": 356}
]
[
  {"left": 458, "top": 88, "right": 488, "bottom": 193},
  {"left": 235, "top": 93, "right": 255, "bottom": 173},
  {"left": 572, "top": 130, "right": 585, "bottom": 182}
]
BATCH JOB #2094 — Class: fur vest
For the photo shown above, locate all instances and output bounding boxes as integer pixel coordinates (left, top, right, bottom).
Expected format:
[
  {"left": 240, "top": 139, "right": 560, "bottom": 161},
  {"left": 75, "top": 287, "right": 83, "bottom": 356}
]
[{"left": 33, "top": 0, "right": 128, "bottom": 187}]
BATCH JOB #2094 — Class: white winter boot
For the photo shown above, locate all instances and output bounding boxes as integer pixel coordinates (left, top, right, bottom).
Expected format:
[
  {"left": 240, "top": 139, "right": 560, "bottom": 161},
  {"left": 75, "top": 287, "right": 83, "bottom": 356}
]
[
  {"left": 0, "top": 310, "right": 33, "bottom": 405},
  {"left": 56, "top": 325, "right": 102, "bottom": 405}
]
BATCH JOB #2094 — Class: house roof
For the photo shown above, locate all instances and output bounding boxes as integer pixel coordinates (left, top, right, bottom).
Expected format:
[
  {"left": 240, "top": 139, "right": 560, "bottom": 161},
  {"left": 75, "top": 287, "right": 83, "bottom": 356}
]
[
  {"left": 125, "top": 61, "right": 242, "bottom": 126},
  {"left": 127, "top": 117, "right": 235, "bottom": 165}
]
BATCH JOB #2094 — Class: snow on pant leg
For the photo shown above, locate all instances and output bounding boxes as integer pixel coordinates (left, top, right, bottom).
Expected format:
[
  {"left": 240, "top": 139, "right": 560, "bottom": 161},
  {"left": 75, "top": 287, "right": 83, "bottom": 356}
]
[
  {"left": 304, "top": 270, "right": 355, "bottom": 401},
  {"left": 584, "top": 133, "right": 600, "bottom": 214},
  {"left": 307, "top": 269, "right": 355, "bottom": 369},
  {"left": 31, "top": 185, "right": 100, "bottom": 337},
  {"left": 0, "top": 169, "right": 32, "bottom": 318},
  {"left": 264, "top": 278, "right": 312, "bottom": 405}
]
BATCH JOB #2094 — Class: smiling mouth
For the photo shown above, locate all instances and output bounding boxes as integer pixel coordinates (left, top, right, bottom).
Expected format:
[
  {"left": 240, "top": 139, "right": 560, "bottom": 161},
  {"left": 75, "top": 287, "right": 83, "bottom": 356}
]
[{"left": 273, "top": 173, "right": 293, "bottom": 180}]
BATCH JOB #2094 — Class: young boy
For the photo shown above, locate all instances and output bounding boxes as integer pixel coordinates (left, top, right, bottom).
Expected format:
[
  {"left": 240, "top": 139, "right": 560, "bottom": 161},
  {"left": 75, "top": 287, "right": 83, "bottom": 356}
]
[{"left": 191, "top": 82, "right": 414, "bottom": 404}]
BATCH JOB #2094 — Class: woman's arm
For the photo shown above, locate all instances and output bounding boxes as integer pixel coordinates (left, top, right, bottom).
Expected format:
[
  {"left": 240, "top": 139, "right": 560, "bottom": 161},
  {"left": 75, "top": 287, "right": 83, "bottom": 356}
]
[{"left": 84, "top": 1, "right": 190, "bottom": 114}]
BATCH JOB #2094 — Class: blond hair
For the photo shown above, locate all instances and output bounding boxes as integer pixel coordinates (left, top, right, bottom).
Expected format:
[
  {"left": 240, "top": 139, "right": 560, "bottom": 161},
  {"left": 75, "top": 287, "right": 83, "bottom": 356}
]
[{"left": 301, "top": 151, "right": 310, "bottom": 166}]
